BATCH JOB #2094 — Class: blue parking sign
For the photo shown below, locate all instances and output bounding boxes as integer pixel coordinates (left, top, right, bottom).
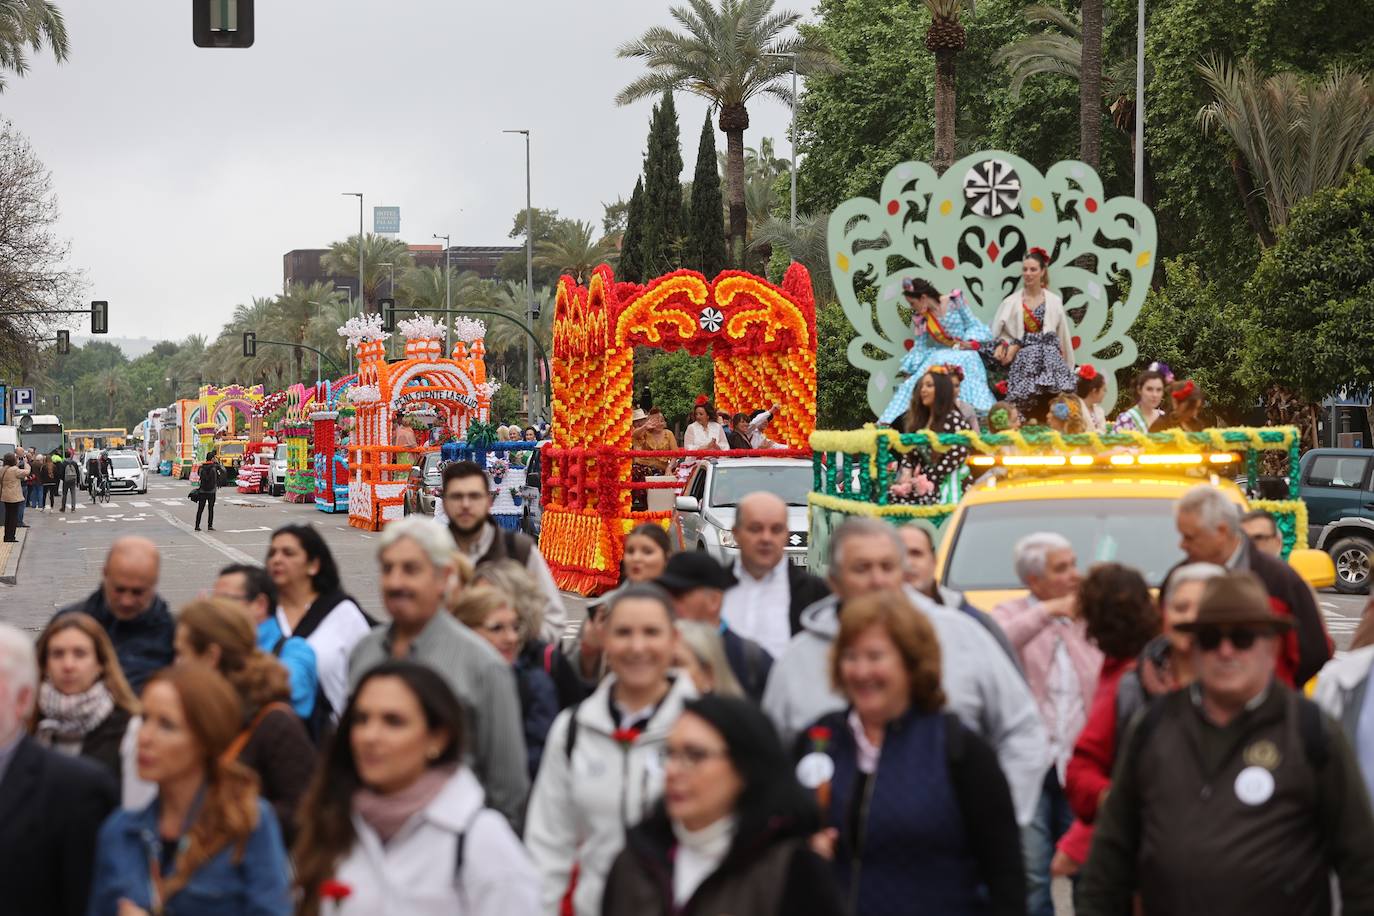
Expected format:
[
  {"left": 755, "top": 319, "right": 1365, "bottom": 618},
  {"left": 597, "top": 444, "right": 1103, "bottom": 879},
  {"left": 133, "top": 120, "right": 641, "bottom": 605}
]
[{"left": 12, "top": 386, "right": 34, "bottom": 415}]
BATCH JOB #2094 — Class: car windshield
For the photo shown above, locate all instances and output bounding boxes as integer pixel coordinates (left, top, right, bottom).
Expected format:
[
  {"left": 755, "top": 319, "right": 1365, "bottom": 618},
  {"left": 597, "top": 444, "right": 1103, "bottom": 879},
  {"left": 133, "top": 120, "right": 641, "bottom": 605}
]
[
  {"left": 275, "top": 444, "right": 288, "bottom": 460},
  {"left": 942, "top": 498, "right": 1186, "bottom": 591},
  {"left": 110, "top": 456, "right": 140, "bottom": 470},
  {"left": 709, "top": 464, "right": 812, "bottom": 508}
]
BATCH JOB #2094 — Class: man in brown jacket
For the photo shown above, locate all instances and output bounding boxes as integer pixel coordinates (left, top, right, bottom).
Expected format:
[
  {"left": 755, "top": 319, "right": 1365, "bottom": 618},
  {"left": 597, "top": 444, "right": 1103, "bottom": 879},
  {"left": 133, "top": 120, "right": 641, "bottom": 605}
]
[{"left": 1078, "top": 573, "right": 1374, "bottom": 916}]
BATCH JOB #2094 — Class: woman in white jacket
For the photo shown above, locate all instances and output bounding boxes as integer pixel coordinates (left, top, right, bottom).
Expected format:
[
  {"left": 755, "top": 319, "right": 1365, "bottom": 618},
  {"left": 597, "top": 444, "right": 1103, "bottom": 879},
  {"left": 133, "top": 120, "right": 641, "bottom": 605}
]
[
  {"left": 525, "top": 583, "right": 698, "bottom": 916},
  {"left": 292, "top": 660, "right": 539, "bottom": 916},
  {"left": 990, "top": 248, "right": 1077, "bottom": 422}
]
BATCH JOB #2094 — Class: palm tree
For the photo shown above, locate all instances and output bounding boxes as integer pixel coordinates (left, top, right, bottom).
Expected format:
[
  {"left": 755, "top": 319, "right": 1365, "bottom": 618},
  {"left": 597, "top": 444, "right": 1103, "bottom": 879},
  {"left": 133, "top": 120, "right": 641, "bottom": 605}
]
[
  {"left": 487, "top": 281, "right": 554, "bottom": 361},
  {"left": 748, "top": 212, "right": 834, "bottom": 303},
  {"left": 216, "top": 297, "right": 291, "bottom": 386},
  {"left": 1197, "top": 57, "right": 1374, "bottom": 245},
  {"left": 616, "top": 0, "right": 838, "bottom": 265},
  {"left": 0, "top": 0, "right": 69, "bottom": 91},
  {"left": 271, "top": 282, "right": 342, "bottom": 384},
  {"left": 534, "top": 220, "right": 618, "bottom": 285},
  {"left": 1078, "top": 0, "right": 1104, "bottom": 167},
  {"left": 924, "top": 0, "right": 976, "bottom": 175},
  {"left": 94, "top": 367, "right": 127, "bottom": 423},
  {"left": 397, "top": 266, "right": 496, "bottom": 337},
  {"left": 321, "top": 233, "right": 413, "bottom": 315}
]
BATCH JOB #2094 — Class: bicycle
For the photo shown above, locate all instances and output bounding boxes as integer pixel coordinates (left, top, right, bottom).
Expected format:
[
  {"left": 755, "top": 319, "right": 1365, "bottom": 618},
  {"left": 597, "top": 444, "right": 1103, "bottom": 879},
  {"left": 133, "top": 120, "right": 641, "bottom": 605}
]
[{"left": 94, "top": 475, "right": 110, "bottom": 504}]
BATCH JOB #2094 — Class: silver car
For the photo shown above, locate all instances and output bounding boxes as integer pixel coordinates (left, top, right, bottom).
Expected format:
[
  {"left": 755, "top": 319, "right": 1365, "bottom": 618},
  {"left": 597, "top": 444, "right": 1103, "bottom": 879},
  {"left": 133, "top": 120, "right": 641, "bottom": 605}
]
[{"left": 671, "top": 457, "right": 813, "bottom": 568}]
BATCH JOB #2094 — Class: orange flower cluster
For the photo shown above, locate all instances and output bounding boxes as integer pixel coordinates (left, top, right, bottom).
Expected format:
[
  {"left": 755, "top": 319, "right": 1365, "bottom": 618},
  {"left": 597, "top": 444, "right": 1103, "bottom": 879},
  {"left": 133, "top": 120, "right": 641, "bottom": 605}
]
[{"left": 541, "top": 263, "right": 818, "bottom": 594}]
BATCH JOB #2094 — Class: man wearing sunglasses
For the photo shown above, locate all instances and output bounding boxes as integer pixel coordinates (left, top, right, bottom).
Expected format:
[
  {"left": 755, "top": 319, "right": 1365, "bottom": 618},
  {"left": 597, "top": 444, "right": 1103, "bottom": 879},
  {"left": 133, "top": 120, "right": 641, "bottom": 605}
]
[
  {"left": 1079, "top": 573, "right": 1374, "bottom": 916},
  {"left": 1168, "top": 484, "right": 1331, "bottom": 688}
]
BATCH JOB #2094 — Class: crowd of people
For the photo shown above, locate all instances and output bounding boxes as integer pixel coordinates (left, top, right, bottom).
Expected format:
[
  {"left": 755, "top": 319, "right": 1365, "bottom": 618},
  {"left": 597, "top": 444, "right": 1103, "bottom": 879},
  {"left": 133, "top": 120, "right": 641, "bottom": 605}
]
[{"left": 4, "top": 457, "right": 1374, "bottom": 915}]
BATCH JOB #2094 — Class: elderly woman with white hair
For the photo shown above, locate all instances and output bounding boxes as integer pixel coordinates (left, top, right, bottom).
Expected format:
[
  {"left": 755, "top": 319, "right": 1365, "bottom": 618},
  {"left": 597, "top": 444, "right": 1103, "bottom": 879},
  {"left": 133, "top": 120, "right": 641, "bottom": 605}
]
[
  {"left": 347, "top": 515, "right": 530, "bottom": 829},
  {"left": 989, "top": 532, "right": 1102, "bottom": 916}
]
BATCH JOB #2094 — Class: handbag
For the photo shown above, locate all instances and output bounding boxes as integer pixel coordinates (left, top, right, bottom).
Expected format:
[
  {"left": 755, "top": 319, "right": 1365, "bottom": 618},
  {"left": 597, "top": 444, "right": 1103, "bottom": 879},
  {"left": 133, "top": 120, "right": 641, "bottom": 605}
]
[{"left": 188, "top": 490, "right": 202, "bottom": 502}]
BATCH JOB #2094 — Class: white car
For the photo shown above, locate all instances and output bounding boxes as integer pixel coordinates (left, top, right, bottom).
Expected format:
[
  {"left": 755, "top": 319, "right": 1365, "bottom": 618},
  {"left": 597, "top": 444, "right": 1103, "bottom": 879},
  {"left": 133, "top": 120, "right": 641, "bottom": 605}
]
[
  {"left": 671, "top": 457, "right": 813, "bottom": 568},
  {"left": 107, "top": 454, "right": 147, "bottom": 494},
  {"left": 269, "top": 442, "right": 289, "bottom": 496}
]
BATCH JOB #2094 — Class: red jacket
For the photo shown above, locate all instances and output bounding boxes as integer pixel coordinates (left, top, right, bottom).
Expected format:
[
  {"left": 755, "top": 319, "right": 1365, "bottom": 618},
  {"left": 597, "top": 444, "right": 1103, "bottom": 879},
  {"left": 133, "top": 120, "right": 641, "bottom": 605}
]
[{"left": 1057, "top": 655, "right": 1136, "bottom": 865}]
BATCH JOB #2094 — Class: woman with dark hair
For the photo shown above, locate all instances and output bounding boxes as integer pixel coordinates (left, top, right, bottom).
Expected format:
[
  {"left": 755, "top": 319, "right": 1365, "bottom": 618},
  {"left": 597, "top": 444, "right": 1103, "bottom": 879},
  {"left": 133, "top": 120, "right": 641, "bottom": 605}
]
[
  {"left": 1154, "top": 379, "right": 1206, "bottom": 432},
  {"left": 1, "top": 450, "right": 29, "bottom": 542},
  {"left": 891, "top": 369, "right": 971, "bottom": 506},
  {"left": 175, "top": 598, "right": 316, "bottom": 841},
  {"left": 683, "top": 397, "right": 730, "bottom": 454},
  {"left": 602, "top": 695, "right": 844, "bottom": 916},
  {"left": 86, "top": 666, "right": 291, "bottom": 915},
  {"left": 30, "top": 612, "right": 154, "bottom": 808},
  {"left": 623, "top": 522, "right": 672, "bottom": 583},
  {"left": 526, "top": 583, "right": 698, "bottom": 916},
  {"left": 992, "top": 248, "right": 1076, "bottom": 422},
  {"left": 1061, "top": 564, "right": 1160, "bottom": 844},
  {"left": 266, "top": 524, "right": 371, "bottom": 723},
  {"left": 1112, "top": 369, "right": 1166, "bottom": 433},
  {"left": 1073, "top": 365, "right": 1108, "bottom": 433},
  {"left": 193, "top": 449, "right": 222, "bottom": 531},
  {"left": 877, "top": 277, "right": 996, "bottom": 425},
  {"left": 292, "top": 660, "right": 537, "bottom": 916},
  {"left": 802, "top": 590, "right": 1024, "bottom": 915}
]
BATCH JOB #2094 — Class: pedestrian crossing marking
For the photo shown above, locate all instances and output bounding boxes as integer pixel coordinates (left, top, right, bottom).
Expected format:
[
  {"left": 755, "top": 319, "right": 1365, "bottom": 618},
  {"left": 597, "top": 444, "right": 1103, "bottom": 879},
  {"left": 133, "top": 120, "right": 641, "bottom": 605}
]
[
  {"left": 131, "top": 501, "right": 151, "bottom": 507},
  {"left": 159, "top": 499, "right": 182, "bottom": 506}
]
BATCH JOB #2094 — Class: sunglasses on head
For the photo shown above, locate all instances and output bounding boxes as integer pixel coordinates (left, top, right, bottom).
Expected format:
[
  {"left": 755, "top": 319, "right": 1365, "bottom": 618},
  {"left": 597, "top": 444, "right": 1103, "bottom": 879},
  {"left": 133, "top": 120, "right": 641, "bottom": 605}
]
[{"left": 1195, "top": 626, "right": 1263, "bottom": 652}]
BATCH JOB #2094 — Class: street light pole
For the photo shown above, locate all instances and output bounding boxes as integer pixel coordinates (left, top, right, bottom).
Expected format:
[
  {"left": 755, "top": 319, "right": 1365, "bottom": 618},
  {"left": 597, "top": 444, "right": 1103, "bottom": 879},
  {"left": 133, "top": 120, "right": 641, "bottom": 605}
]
[
  {"left": 1134, "top": 0, "right": 1146, "bottom": 202},
  {"left": 766, "top": 51, "right": 799, "bottom": 229},
  {"left": 343, "top": 192, "right": 364, "bottom": 373},
  {"left": 335, "top": 284, "right": 354, "bottom": 375},
  {"left": 504, "top": 129, "right": 536, "bottom": 419},
  {"left": 433, "top": 234, "right": 452, "bottom": 353}
]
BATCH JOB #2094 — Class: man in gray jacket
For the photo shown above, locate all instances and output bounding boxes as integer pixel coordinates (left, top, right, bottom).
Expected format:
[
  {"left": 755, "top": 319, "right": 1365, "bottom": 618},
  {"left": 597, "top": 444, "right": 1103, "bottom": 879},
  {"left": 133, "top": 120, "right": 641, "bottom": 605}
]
[
  {"left": 349, "top": 516, "right": 529, "bottom": 829},
  {"left": 763, "top": 516, "right": 1048, "bottom": 826}
]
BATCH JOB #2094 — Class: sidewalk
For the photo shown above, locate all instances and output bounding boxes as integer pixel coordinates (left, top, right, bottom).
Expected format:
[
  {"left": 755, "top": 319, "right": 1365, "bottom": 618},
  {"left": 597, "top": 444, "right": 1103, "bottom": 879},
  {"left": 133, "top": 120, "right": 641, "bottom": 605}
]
[{"left": 0, "top": 526, "right": 26, "bottom": 585}]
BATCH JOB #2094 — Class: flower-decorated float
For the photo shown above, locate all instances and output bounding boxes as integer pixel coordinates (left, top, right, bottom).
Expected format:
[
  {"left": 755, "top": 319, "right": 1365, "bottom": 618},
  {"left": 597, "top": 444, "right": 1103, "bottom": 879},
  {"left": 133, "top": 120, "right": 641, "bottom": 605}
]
[
  {"left": 340, "top": 314, "right": 491, "bottom": 531},
  {"left": 182, "top": 384, "right": 265, "bottom": 482},
  {"left": 540, "top": 264, "right": 817, "bottom": 595},
  {"left": 310, "top": 375, "right": 356, "bottom": 513},
  {"left": 807, "top": 150, "right": 1312, "bottom": 568}
]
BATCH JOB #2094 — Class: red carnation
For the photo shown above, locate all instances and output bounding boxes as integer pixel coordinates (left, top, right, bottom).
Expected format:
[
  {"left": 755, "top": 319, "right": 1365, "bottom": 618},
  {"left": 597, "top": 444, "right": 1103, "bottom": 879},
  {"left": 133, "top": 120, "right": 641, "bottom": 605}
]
[
  {"left": 995, "top": 380, "right": 1009, "bottom": 396},
  {"left": 319, "top": 879, "right": 352, "bottom": 902},
  {"left": 612, "top": 727, "right": 642, "bottom": 746},
  {"left": 807, "top": 725, "right": 831, "bottom": 742},
  {"left": 1077, "top": 364, "right": 1097, "bottom": 381}
]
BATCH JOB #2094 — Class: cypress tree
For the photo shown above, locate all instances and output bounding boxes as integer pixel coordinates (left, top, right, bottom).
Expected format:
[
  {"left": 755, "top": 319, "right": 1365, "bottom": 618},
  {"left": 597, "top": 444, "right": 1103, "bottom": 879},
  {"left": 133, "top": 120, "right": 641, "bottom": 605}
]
[
  {"left": 688, "top": 114, "right": 728, "bottom": 277},
  {"left": 619, "top": 176, "right": 646, "bottom": 283},
  {"left": 640, "top": 90, "right": 685, "bottom": 279}
]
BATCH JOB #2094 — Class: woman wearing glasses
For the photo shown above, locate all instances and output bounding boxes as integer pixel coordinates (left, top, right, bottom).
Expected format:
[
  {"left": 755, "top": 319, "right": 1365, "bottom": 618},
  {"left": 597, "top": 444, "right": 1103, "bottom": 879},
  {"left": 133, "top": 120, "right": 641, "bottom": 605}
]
[
  {"left": 602, "top": 695, "right": 844, "bottom": 916},
  {"left": 452, "top": 582, "right": 558, "bottom": 780}
]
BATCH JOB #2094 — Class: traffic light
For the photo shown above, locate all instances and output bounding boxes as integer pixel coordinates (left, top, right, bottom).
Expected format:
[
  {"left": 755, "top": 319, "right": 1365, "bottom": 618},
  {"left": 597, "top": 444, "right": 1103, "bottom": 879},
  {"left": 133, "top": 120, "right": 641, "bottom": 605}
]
[
  {"left": 380, "top": 298, "right": 396, "bottom": 333},
  {"left": 56, "top": 330, "right": 69, "bottom": 354},
  {"left": 193, "top": 0, "right": 254, "bottom": 48},
  {"left": 243, "top": 331, "right": 256, "bottom": 358},
  {"left": 90, "top": 300, "right": 108, "bottom": 334}
]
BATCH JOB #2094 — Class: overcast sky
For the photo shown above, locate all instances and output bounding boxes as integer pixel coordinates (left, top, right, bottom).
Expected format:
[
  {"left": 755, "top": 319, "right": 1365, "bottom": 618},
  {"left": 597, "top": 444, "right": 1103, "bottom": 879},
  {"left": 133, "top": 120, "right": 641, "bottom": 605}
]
[{"left": 7, "top": 0, "right": 802, "bottom": 343}]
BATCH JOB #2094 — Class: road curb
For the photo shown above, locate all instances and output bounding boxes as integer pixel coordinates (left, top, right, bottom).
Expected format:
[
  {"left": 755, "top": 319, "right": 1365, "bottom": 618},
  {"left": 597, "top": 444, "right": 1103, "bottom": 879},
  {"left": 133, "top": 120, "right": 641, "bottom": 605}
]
[{"left": 0, "top": 527, "right": 27, "bottom": 585}]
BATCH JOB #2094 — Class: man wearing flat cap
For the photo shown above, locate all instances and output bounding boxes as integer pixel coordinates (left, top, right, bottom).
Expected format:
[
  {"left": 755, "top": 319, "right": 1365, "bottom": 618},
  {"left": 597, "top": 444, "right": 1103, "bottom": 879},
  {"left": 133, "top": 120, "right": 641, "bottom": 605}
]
[
  {"left": 1078, "top": 572, "right": 1374, "bottom": 916},
  {"left": 657, "top": 552, "right": 772, "bottom": 702}
]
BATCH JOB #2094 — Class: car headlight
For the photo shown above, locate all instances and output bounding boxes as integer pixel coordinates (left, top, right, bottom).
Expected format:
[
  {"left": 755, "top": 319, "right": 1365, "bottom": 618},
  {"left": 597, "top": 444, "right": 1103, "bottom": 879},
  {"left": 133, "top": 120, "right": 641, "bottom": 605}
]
[{"left": 719, "top": 530, "right": 737, "bottom": 548}]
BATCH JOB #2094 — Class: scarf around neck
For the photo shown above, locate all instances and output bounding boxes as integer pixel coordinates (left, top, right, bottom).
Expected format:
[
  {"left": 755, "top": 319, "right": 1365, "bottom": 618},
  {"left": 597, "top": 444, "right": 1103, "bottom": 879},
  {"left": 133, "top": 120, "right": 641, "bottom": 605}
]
[
  {"left": 36, "top": 680, "right": 115, "bottom": 744},
  {"left": 353, "top": 764, "right": 455, "bottom": 844}
]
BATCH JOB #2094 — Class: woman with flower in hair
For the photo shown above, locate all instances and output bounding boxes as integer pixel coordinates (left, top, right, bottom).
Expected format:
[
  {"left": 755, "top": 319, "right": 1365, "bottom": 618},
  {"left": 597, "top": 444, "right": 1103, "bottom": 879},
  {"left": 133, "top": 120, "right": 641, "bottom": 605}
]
[
  {"left": 1154, "top": 379, "right": 1207, "bottom": 432},
  {"left": 877, "top": 278, "right": 995, "bottom": 425},
  {"left": 679, "top": 396, "right": 730, "bottom": 480},
  {"left": 1112, "top": 368, "right": 1167, "bottom": 433},
  {"left": 1047, "top": 395, "right": 1088, "bottom": 435},
  {"left": 986, "top": 401, "right": 1022, "bottom": 434},
  {"left": 1073, "top": 365, "right": 1109, "bottom": 433},
  {"left": 991, "top": 248, "right": 1077, "bottom": 422}
]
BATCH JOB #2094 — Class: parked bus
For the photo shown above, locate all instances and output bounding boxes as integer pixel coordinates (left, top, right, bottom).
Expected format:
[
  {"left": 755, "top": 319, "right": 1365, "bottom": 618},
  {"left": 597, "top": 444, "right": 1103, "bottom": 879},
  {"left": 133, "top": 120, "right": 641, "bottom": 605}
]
[{"left": 66, "top": 427, "right": 128, "bottom": 453}]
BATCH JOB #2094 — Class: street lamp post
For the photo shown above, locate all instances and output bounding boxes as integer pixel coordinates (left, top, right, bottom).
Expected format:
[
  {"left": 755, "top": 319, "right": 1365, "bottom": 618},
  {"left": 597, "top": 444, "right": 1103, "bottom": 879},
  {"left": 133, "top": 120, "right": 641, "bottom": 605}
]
[
  {"left": 335, "top": 284, "right": 354, "bottom": 375},
  {"left": 765, "top": 51, "right": 799, "bottom": 229},
  {"left": 1134, "top": 0, "right": 1145, "bottom": 202},
  {"left": 433, "top": 234, "right": 452, "bottom": 352},
  {"left": 504, "top": 129, "right": 537, "bottom": 419},
  {"left": 342, "top": 192, "right": 364, "bottom": 372}
]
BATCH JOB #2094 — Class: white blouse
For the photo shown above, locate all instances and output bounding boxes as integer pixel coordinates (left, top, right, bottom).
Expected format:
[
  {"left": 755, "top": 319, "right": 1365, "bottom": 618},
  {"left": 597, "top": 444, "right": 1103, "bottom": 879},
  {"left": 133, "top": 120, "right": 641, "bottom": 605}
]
[{"left": 682, "top": 421, "right": 729, "bottom": 452}]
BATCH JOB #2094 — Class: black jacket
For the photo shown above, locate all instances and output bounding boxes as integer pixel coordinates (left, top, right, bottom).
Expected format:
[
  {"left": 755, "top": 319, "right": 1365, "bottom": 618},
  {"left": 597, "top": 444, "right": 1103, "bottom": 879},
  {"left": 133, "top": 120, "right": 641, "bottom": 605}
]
[
  {"left": 603, "top": 804, "right": 845, "bottom": 916},
  {"left": 78, "top": 706, "right": 133, "bottom": 783},
  {"left": 0, "top": 735, "right": 118, "bottom": 916},
  {"left": 787, "top": 564, "right": 831, "bottom": 637},
  {"left": 57, "top": 591, "right": 176, "bottom": 695}
]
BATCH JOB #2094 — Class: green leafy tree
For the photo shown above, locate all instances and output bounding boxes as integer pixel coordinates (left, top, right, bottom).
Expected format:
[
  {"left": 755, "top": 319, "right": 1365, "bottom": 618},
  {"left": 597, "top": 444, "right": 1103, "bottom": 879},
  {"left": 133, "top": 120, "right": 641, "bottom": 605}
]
[
  {"left": 638, "top": 91, "right": 686, "bottom": 278},
  {"left": 687, "top": 115, "right": 728, "bottom": 277},
  {"left": 501, "top": 208, "right": 575, "bottom": 288},
  {"left": 815, "top": 302, "right": 871, "bottom": 429},
  {"left": 635, "top": 349, "right": 715, "bottom": 430},
  {"left": 1235, "top": 168, "right": 1374, "bottom": 433},
  {"left": 321, "top": 233, "right": 413, "bottom": 315},
  {"left": 94, "top": 366, "right": 128, "bottom": 424},
  {"left": 616, "top": 0, "right": 839, "bottom": 265},
  {"left": 534, "top": 219, "right": 618, "bottom": 285},
  {"left": 602, "top": 198, "right": 631, "bottom": 237},
  {"left": 747, "top": 212, "right": 835, "bottom": 304},
  {"left": 619, "top": 177, "right": 647, "bottom": 282},
  {"left": 1197, "top": 56, "right": 1374, "bottom": 245},
  {"left": 491, "top": 383, "right": 525, "bottom": 424},
  {"left": 0, "top": 0, "right": 69, "bottom": 91}
]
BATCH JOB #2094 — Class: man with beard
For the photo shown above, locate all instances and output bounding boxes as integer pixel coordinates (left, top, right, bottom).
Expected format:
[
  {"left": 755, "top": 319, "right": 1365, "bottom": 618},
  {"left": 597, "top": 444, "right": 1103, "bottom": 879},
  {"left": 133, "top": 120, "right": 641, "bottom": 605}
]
[
  {"left": 440, "top": 460, "right": 566, "bottom": 643},
  {"left": 348, "top": 516, "right": 529, "bottom": 829}
]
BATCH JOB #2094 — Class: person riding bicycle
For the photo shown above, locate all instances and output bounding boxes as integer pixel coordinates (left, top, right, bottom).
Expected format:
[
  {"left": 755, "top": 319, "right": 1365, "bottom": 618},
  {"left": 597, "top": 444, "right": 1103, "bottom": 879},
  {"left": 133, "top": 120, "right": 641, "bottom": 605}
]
[
  {"left": 90, "top": 451, "right": 113, "bottom": 501},
  {"left": 84, "top": 452, "right": 100, "bottom": 497}
]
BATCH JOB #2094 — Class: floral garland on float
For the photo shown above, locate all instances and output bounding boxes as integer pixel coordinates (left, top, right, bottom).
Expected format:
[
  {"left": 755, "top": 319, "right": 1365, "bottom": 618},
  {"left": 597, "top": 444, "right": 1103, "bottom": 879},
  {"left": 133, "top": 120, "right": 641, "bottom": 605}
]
[{"left": 539, "top": 262, "right": 818, "bottom": 595}]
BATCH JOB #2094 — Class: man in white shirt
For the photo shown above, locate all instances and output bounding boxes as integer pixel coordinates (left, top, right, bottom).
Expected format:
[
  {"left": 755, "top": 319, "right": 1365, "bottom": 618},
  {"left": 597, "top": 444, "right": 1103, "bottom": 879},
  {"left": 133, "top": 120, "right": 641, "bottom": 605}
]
[{"left": 719, "top": 492, "right": 829, "bottom": 658}]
